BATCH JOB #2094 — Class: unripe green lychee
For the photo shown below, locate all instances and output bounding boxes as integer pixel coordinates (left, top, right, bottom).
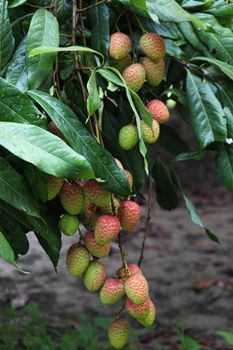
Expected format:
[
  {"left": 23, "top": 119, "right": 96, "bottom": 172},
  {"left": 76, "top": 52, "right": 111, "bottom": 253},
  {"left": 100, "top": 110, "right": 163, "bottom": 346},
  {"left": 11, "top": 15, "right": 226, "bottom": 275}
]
[
  {"left": 138, "top": 299, "right": 156, "bottom": 327},
  {"left": 140, "top": 33, "right": 165, "bottom": 62},
  {"left": 83, "top": 261, "right": 106, "bottom": 292},
  {"left": 60, "top": 182, "right": 84, "bottom": 215},
  {"left": 84, "top": 231, "right": 110, "bottom": 258},
  {"left": 123, "top": 169, "right": 133, "bottom": 190},
  {"left": 109, "top": 32, "right": 132, "bottom": 60},
  {"left": 99, "top": 197, "right": 120, "bottom": 215},
  {"left": 126, "top": 297, "right": 150, "bottom": 320},
  {"left": 122, "top": 63, "right": 146, "bottom": 92},
  {"left": 166, "top": 99, "right": 177, "bottom": 110},
  {"left": 125, "top": 272, "right": 149, "bottom": 304},
  {"left": 66, "top": 244, "right": 89, "bottom": 277},
  {"left": 142, "top": 57, "right": 165, "bottom": 86},
  {"left": 112, "top": 54, "right": 132, "bottom": 73},
  {"left": 119, "top": 124, "right": 138, "bottom": 151},
  {"left": 141, "top": 119, "right": 160, "bottom": 144},
  {"left": 48, "top": 121, "right": 65, "bottom": 140},
  {"left": 94, "top": 215, "right": 121, "bottom": 245},
  {"left": 147, "top": 99, "right": 169, "bottom": 124},
  {"left": 118, "top": 263, "right": 142, "bottom": 281},
  {"left": 84, "top": 180, "right": 111, "bottom": 207},
  {"left": 118, "top": 200, "right": 141, "bottom": 231},
  {"left": 47, "top": 176, "right": 64, "bottom": 201},
  {"left": 100, "top": 277, "right": 125, "bottom": 305},
  {"left": 108, "top": 319, "right": 130, "bottom": 350},
  {"left": 59, "top": 214, "right": 79, "bottom": 236}
]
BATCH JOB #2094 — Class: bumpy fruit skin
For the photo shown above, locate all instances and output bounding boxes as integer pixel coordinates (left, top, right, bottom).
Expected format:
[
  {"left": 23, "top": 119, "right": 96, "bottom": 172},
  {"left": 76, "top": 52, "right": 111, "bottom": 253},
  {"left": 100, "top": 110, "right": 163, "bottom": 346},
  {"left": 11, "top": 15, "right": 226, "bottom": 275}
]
[
  {"left": 141, "top": 119, "right": 160, "bottom": 144},
  {"left": 109, "top": 32, "right": 132, "bottom": 60},
  {"left": 59, "top": 214, "right": 79, "bottom": 236},
  {"left": 84, "top": 180, "right": 111, "bottom": 207},
  {"left": 122, "top": 63, "right": 146, "bottom": 92},
  {"left": 140, "top": 33, "right": 165, "bottom": 62},
  {"left": 166, "top": 99, "right": 177, "bottom": 110},
  {"left": 123, "top": 170, "right": 133, "bottom": 190},
  {"left": 119, "top": 125, "right": 138, "bottom": 151},
  {"left": 84, "top": 231, "right": 110, "bottom": 258},
  {"left": 112, "top": 54, "right": 132, "bottom": 73},
  {"left": 60, "top": 182, "right": 84, "bottom": 215},
  {"left": 108, "top": 319, "right": 130, "bottom": 350},
  {"left": 147, "top": 99, "right": 169, "bottom": 124},
  {"left": 142, "top": 57, "right": 165, "bottom": 86},
  {"left": 125, "top": 273, "right": 149, "bottom": 304},
  {"left": 100, "top": 278, "right": 125, "bottom": 305},
  {"left": 47, "top": 176, "right": 64, "bottom": 201},
  {"left": 138, "top": 299, "right": 156, "bottom": 327},
  {"left": 118, "top": 263, "right": 142, "bottom": 281},
  {"left": 83, "top": 261, "right": 106, "bottom": 292},
  {"left": 66, "top": 244, "right": 89, "bottom": 277},
  {"left": 118, "top": 200, "right": 141, "bottom": 231},
  {"left": 126, "top": 297, "right": 150, "bottom": 320},
  {"left": 48, "top": 121, "right": 64, "bottom": 140},
  {"left": 95, "top": 215, "right": 121, "bottom": 244}
]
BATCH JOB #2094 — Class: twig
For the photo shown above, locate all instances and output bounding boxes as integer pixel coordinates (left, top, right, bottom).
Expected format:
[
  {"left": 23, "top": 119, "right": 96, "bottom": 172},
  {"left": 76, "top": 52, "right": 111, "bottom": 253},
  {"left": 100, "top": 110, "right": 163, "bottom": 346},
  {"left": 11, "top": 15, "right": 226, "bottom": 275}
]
[
  {"left": 76, "top": 0, "right": 107, "bottom": 12},
  {"left": 138, "top": 176, "right": 152, "bottom": 267},
  {"left": 118, "top": 233, "right": 129, "bottom": 275}
]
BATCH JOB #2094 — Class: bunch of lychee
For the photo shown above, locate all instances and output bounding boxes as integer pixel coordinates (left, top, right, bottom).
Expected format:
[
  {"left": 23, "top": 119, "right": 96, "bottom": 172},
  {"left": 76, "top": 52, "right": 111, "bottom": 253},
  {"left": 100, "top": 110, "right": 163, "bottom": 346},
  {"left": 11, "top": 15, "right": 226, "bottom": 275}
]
[{"left": 109, "top": 32, "right": 171, "bottom": 151}]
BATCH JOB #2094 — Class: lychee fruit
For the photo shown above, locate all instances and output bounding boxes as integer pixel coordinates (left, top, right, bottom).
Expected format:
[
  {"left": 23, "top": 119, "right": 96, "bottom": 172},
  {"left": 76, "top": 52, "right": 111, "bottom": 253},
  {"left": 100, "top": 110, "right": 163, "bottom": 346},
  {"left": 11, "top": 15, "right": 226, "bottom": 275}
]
[
  {"left": 108, "top": 318, "right": 130, "bottom": 350},
  {"left": 166, "top": 99, "right": 177, "bottom": 110},
  {"left": 94, "top": 215, "right": 121, "bottom": 244},
  {"left": 122, "top": 63, "right": 145, "bottom": 92},
  {"left": 123, "top": 169, "right": 133, "bottom": 190},
  {"left": 109, "top": 32, "right": 132, "bottom": 60},
  {"left": 138, "top": 299, "right": 156, "bottom": 327},
  {"left": 83, "top": 261, "right": 106, "bottom": 292},
  {"left": 84, "top": 231, "right": 110, "bottom": 258},
  {"left": 60, "top": 182, "right": 84, "bottom": 215},
  {"left": 48, "top": 121, "right": 65, "bottom": 140},
  {"left": 119, "top": 124, "right": 138, "bottom": 150},
  {"left": 147, "top": 99, "right": 169, "bottom": 124},
  {"left": 141, "top": 119, "right": 160, "bottom": 144},
  {"left": 99, "top": 197, "right": 120, "bottom": 215},
  {"left": 112, "top": 54, "right": 132, "bottom": 73},
  {"left": 125, "top": 272, "right": 149, "bottom": 304},
  {"left": 47, "top": 176, "right": 64, "bottom": 201},
  {"left": 126, "top": 297, "right": 150, "bottom": 320},
  {"left": 118, "top": 200, "right": 141, "bottom": 231},
  {"left": 66, "top": 244, "right": 89, "bottom": 277},
  {"left": 140, "top": 33, "right": 165, "bottom": 62},
  {"left": 100, "top": 277, "right": 125, "bottom": 305},
  {"left": 142, "top": 57, "right": 165, "bottom": 86},
  {"left": 84, "top": 180, "right": 111, "bottom": 207},
  {"left": 118, "top": 263, "right": 142, "bottom": 281},
  {"left": 59, "top": 214, "right": 79, "bottom": 236}
]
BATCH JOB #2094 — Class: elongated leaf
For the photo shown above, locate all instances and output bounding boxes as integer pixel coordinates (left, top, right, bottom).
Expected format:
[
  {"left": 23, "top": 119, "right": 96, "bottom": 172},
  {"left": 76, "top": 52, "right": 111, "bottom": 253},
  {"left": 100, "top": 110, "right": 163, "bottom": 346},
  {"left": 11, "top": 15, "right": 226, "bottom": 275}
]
[
  {"left": 159, "top": 125, "right": 190, "bottom": 156},
  {"left": 215, "top": 144, "right": 233, "bottom": 192},
  {"left": 217, "top": 331, "right": 233, "bottom": 345},
  {"left": 0, "top": 77, "right": 45, "bottom": 126},
  {"left": 204, "top": 0, "right": 233, "bottom": 16},
  {"left": 174, "top": 151, "right": 206, "bottom": 162},
  {"left": 0, "top": 0, "right": 15, "bottom": 71},
  {"left": 8, "top": 0, "right": 27, "bottom": 7},
  {"left": 0, "top": 122, "right": 94, "bottom": 179},
  {"left": 88, "top": 2, "right": 110, "bottom": 57},
  {"left": 87, "top": 70, "right": 101, "bottom": 117},
  {"left": 4, "top": 39, "right": 28, "bottom": 91},
  {"left": 27, "top": 90, "right": 130, "bottom": 197},
  {"left": 186, "top": 70, "right": 227, "bottom": 149},
  {"left": 0, "top": 232, "right": 16, "bottom": 266},
  {"left": 26, "top": 9, "right": 59, "bottom": 89},
  {"left": 192, "top": 57, "right": 233, "bottom": 80}
]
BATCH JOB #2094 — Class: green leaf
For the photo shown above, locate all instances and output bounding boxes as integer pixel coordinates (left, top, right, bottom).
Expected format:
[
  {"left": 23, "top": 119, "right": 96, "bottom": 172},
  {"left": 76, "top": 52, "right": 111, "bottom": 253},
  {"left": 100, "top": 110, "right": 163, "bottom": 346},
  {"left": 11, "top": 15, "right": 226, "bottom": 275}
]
[
  {"left": 0, "top": 77, "right": 45, "bottom": 126},
  {"left": 26, "top": 9, "right": 59, "bottom": 89},
  {"left": 152, "top": 156, "right": 178, "bottom": 210},
  {"left": 87, "top": 70, "right": 101, "bottom": 117},
  {"left": 180, "top": 336, "right": 200, "bottom": 350},
  {"left": 0, "top": 0, "right": 15, "bottom": 71},
  {"left": 191, "top": 57, "right": 233, "bottom": 80},
  {"left": 0, "top": 232, "right": 16, "bottom": 266},
  {"left": 8, "top": 0, "right": 27, "bottom": 7},
  {"left": 27, "top": 90, "right": 130, "bottom": 197},
  {"left": 215, "top": 144, "right": 233, "bottom": 192},
  {"left": 186, "top": 70, "right": 227, "bottom": 149},
  {"left": 4, "top": 39, "right": 28, "bottom": 91},
  {"left": 216, "top": 331, "right": 233, "bottom": 345},
  {"left": 204, "top": 1, "right": 233, "bottom": 16},
  {"left": 88, "top": 2, "right": 110, "bottom": 57},
  {"left": 159, "top": 125, "right": 190, "bottom": 156},
  {"left": 23, "top": 164, "right": 48, "bottom": 202},
  {"left": 174, "top": 151, "right": 206, "bottom": 162},
  {"left": 0, "top": 122, "right": 94, "bottom": 179}
]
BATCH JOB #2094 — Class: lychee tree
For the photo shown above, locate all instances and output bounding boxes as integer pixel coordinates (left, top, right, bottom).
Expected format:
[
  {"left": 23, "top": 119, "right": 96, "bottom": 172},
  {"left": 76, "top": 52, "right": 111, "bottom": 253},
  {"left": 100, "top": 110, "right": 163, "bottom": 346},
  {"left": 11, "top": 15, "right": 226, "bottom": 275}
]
[{"left": 0, "top": 0, "right": 233, "bottom": 348}]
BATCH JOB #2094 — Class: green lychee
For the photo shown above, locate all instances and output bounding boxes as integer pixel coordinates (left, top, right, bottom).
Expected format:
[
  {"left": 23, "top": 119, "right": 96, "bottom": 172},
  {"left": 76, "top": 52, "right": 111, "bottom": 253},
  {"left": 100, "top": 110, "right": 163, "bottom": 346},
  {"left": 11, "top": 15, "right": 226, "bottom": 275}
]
[
  {"left": 108, "top": 318, "right": 130, "bottom": 350},
  {"left": 60, "top": 182, "right": 84, "bottom": 215},
  {"left": 84, "top": 180, "right": 111, "bottom": 207},
  {"left": 140, "top": 33, "right": 165, "bottom": 62},
  {"left": 109, "top": 32, "right": 132, "bottom": 60},
  {"left": 141, "top": 119, "right": 160, "bottom": 144},
  {"left": 83, "top": 261, "right": 106, "bottom": 292},
  {"left": 138, "top": 299, "right": 156, "bottom": 327},
  {"left": 166, "top": 99, "right": 177, "bottom": 110},
  {"left": 59, "top": 214, "right": 79, "bottom": 236},
  {"left": 47, "top": 176, "right": 64, "bottom": 201},
  {"left": 122, "top": 63, "right": 146, "bottom": 92},
  {"left": 94, "top": 215, "right": 121, "bottom": 245},
  {"left": 100, "top": 277, "right": 125, "bottom": 305},
  {"left": 118, "top": 263, "right": 142, "bottom": 281},
  {"left": 142, "top": 57, "right": 165, "bottom": 86},
  {"left": 118, "top": 200, "right": 141, "bottom": 231},
  {"left": 126, "top": 297, "right": 150, "bottom": 320},
  {"left": 84, "top": 231, "right": 110, "bottom": 258},
  {"left": 66, "top": 244, "right": 89, "bottom": 277},
  {"left": 125, "top": 272, "right": 149, "bottom": 304},
  {"left": 119, "top": 124, "right": 138, "bottom": 150}
]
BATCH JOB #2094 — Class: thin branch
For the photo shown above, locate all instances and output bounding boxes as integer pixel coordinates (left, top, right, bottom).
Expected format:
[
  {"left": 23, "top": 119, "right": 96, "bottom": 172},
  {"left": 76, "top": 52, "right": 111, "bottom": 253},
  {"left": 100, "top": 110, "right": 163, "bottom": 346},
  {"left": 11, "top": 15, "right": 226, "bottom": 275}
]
[
  {"left": 76, "top": 0, "right": 107, "bottom": 12},
  {"left": 138, "top": 176, "right": 152, "bottom": 267},
  {"left": 118, "top": 233, "right": 129, "bottom": 275}
]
